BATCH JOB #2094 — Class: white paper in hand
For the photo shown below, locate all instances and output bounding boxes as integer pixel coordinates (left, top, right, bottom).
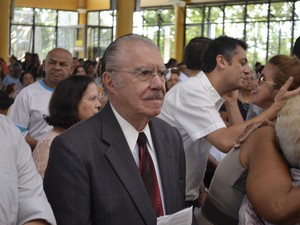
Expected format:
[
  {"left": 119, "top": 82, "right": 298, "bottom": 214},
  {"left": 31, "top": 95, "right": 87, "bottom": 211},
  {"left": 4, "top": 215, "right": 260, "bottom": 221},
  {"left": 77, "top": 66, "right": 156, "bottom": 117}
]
[{"left": 157, "top": 206, "right": 193, "bottom": 225}]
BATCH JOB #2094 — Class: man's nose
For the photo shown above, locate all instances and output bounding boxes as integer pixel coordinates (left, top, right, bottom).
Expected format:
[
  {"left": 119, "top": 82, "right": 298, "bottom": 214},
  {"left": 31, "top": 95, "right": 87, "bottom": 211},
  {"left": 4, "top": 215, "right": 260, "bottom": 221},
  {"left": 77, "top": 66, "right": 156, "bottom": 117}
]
[
  {"left": 95, "top": 98, "right": 101, "bottom": 109},
  {"left": 244, "top": 64, "right": 251, "bottom": 74},
  {"left": 53, "top": 63, "right": 62, "bottom": 69},
  {"left": 150, "top": 73, "right": 165, "bottom": 89}
]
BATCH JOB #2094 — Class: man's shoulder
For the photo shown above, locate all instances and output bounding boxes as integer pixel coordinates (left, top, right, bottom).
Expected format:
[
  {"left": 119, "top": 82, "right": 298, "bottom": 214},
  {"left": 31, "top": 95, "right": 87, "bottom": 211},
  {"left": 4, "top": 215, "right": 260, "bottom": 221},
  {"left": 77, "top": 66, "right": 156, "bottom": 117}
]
[
  {"left": 168, "top": 74, "right": 207, "bottom": 95},
  {"left": 151, "top": 117, "right": 179, "bottom": 134},
  {"left": 61, "top": 113, "right": 102, "bottom": 138},
  {"left": 150, "top": 117, "right": 183, "bottom": 152},
  {"left": 1, "top": 75, "right": 13, "bottom": 86},
  {"left": 18, "top": 81, "right": 51, "bottom": 97},
  {"left": 151, "top": 116, "right": 170, "bottom": 126},
  {"left": 1, "top": 75, "right": 9, "bottom": 82},
  {"left": 25, "top": 80, "right": 44, "bottom": 90},
  {"left": 0, "top": 115, "right": 20, "bottom": 140},
  {"left": 0, "top": 115, "right": 14, "bottom": 128}
]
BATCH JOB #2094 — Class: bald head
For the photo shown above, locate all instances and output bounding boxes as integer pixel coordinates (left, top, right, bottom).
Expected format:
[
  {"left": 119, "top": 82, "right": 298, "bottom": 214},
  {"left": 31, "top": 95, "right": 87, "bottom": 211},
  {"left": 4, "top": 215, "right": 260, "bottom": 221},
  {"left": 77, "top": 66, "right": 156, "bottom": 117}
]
[{"left": 43, "top": 48, "right": 73, "bottom": 88}]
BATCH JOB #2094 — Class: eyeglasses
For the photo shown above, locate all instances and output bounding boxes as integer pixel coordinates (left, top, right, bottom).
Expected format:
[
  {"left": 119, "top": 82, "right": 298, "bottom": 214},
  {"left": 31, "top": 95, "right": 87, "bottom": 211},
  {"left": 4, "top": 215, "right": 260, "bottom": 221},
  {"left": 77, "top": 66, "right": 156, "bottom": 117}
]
[
  {"left": 257, "top": 73, "right": 277, "bottom": 86},
  {"left": 111, "top": 67, "right": 171, "bottom": 82}
]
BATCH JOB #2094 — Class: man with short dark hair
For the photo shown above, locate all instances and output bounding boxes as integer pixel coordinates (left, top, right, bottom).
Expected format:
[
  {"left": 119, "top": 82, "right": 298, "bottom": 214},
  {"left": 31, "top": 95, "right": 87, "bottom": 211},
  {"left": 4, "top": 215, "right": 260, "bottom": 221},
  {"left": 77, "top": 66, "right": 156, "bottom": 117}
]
[{"left": 159, "top": 35, "right": 287, "bottom": 209}]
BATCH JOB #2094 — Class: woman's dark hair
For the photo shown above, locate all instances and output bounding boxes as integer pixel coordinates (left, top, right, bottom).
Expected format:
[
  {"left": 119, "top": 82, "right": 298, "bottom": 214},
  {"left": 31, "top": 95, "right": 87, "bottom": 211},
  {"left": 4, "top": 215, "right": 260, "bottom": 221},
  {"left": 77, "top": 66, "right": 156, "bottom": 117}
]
[
  {"left": 1, "top": 83, "right": 16, "bottom": 96},
  {"left": 165, "top": 58, "right": 178, "bottom": 69},
  {"left": 19, "top": 70, "right": 34, "bottom": 84},
  {"left": 45, "top": 75, "right": 95, "bottom": 129},
  {"left": 292, "top": 36, "right": 300, "bottom": 59},
  {"left": 0, "top": 90, "right": 14, "bottom": 110},
  {"left": 0, "top": 62, "right": 6, "bottom": 83}
]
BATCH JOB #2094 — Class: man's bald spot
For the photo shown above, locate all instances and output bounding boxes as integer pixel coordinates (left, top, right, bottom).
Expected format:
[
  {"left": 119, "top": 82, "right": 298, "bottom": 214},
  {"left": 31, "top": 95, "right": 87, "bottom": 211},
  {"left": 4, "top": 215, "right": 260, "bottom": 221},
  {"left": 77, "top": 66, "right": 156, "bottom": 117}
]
[{"left": 46, "top": 48, "right": 73, "bottom": 62}]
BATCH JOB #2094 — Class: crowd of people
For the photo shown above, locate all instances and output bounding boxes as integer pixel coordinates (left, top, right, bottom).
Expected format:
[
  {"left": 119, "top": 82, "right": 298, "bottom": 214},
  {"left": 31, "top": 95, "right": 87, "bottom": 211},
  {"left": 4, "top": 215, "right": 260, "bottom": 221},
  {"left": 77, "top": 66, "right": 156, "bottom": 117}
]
[
  {"left": 1, "top": 33, "right": 300, "bottom": 225},
  {"left": 0, "top": 52, "right": 105, "bottom": 117}
]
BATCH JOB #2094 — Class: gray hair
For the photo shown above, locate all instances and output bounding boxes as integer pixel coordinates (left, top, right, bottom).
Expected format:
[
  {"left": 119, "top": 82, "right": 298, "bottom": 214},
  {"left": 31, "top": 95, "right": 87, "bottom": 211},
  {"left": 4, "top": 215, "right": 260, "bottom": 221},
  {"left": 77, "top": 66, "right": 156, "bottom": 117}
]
[{"left": 100, "top": 34, "right": 158, "bottom": 76}]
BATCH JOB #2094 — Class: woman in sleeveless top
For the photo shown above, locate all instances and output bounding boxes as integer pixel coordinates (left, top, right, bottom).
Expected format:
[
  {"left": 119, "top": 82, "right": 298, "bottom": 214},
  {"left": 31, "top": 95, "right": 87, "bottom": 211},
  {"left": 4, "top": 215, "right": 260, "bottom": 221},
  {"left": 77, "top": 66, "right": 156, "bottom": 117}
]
[{"left": 196, "top": 55, "right": 300, "bottom": 225}]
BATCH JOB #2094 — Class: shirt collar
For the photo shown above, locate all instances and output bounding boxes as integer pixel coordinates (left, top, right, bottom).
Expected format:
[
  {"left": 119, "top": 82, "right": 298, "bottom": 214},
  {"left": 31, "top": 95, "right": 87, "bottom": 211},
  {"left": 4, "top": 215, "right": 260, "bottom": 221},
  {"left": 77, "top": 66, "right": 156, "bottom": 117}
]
[
  {"left": 197, "top": 71, "right": 225, "bottom": 110},
  {"left": 110, "top": 103, "right": 153, "bottom": 154}
]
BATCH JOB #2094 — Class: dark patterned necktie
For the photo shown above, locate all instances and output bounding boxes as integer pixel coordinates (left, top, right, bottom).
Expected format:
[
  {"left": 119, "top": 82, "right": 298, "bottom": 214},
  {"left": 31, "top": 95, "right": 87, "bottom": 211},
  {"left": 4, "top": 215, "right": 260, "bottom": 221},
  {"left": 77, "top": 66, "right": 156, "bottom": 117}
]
[{"left": 137, "top": 132, "right": 163, "bottom": 217}]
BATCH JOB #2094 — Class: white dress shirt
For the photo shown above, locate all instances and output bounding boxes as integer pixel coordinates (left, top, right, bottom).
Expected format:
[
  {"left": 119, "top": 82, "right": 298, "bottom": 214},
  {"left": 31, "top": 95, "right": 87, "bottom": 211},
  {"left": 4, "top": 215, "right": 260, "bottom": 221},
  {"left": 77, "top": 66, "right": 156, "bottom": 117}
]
[{"left": 158, "top": 71, "right": 226, "bottom": 201}]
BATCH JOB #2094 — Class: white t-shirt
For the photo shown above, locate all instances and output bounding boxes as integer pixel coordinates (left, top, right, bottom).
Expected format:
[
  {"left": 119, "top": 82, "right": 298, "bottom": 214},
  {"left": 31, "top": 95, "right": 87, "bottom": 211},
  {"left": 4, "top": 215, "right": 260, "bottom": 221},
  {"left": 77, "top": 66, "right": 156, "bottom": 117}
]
[
  {"left": 158, "top": 71, "right": 226, "bottom": 201},
  {"left": 8, "top": 80, "right": 54, "bottom": 139}
]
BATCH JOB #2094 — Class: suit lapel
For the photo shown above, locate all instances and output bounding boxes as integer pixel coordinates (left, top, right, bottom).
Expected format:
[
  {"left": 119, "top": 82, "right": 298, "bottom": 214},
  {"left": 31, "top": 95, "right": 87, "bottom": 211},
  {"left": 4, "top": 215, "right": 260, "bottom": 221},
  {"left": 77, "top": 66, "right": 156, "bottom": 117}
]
[
  {"left": 101, "top": 104, "right": 157, "bottom": 225},
  {"left": 149, "top": 120, "right": 176, "bottom": 215}
]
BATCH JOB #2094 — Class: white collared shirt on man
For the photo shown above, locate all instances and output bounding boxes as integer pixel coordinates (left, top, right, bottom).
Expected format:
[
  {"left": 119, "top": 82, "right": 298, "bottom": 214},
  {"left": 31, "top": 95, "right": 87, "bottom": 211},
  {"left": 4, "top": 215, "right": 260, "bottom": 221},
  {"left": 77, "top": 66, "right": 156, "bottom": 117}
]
[{"left": 158, "top": 71, "right": 226, "bottom": 201}]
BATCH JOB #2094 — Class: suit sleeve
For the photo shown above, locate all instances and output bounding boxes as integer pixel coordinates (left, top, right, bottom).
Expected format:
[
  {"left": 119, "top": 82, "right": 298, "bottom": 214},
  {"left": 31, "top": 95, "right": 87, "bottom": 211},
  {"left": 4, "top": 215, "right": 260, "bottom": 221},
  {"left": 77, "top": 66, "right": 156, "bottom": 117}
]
[{"left": 44, "top": 135, "right": 91, "bottom": 225}]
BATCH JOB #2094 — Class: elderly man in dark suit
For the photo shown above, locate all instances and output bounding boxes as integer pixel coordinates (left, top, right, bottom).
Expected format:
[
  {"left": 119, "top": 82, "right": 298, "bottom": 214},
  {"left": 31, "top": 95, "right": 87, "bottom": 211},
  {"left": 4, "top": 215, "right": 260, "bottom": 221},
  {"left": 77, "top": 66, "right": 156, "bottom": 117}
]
[{"left": 44, "top": 34, "right": 193, "bottom": 225}]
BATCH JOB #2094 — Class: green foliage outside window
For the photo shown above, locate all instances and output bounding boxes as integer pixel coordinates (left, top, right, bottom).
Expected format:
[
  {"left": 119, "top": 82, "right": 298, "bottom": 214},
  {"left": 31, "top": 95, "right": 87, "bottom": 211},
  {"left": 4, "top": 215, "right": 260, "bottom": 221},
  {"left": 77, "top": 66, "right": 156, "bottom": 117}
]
[{"left": 185, "top": 1, "right": 300, "bottom": 68}]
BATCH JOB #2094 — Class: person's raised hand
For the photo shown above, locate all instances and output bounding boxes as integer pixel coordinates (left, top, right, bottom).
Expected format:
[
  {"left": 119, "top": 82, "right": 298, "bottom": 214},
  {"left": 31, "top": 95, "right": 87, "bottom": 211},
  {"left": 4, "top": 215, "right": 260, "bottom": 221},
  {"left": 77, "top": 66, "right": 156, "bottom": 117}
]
[{"left": 273, "top": 76, "right": 300, "bottom": 110}]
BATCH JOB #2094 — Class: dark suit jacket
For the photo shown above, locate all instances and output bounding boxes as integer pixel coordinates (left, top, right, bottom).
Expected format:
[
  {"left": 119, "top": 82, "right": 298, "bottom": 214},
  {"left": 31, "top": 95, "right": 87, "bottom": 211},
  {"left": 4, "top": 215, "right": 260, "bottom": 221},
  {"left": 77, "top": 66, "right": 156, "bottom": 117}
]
[{"left": 44, "top": 103, "right": 188, "bottom": 225}]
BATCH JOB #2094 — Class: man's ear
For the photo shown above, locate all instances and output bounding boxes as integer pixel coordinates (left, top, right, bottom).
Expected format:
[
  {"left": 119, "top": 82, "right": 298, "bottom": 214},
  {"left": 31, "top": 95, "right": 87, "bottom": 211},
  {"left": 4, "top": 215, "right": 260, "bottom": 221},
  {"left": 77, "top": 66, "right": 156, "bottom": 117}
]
[
  {"left": 42, "top": 60, "right": 46, "bottom": 71},
  {"left": 216, "top": 54, "right": 227, "bottom": 69},
  {"left": 102, "top": 71, "right": 114, "bottom": 91}
]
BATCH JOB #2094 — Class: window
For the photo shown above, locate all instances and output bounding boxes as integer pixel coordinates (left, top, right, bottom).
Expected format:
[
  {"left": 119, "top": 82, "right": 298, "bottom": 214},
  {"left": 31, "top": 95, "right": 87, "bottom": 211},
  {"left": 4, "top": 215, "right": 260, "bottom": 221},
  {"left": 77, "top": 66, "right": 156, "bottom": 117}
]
[
  {"left": 185, "top": 1, "right": 300, "bottom": 67},
  {"left": 10, "top": 7, "right": 78, "bottom": 61},
  {"left": 133, "top": 8, "right": 175, "bottom": 63},
  {"left": 86, "top": 10, "right": 115, "bottom": 60},
  {"left": 10, "top": 8, "right": 34, "bottom": 60},
  {"left": 10, "top": 1, "right": 300, "bottom": 66}
]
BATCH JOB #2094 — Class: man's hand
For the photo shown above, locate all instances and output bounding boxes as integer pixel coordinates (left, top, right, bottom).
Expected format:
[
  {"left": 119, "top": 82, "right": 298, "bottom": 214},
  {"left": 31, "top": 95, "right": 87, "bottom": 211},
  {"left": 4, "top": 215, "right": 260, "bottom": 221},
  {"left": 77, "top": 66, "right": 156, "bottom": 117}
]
[
  {"left": 222, "top": 89, "right": 239, "bottom": 104},
  {"left": 233, "top": 120, "right": 275, "bottom": 149}
]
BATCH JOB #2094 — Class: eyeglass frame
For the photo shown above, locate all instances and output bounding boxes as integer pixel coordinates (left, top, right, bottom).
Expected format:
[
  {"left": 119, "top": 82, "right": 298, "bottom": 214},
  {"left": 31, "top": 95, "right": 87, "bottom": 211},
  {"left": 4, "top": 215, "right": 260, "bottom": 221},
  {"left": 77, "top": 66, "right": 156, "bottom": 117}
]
[
  {"left": 257, "top": 72, "right": 277, "bottom": 86},
  {"left": 108, "top": 67, "right": 171, "bottom": 82}
]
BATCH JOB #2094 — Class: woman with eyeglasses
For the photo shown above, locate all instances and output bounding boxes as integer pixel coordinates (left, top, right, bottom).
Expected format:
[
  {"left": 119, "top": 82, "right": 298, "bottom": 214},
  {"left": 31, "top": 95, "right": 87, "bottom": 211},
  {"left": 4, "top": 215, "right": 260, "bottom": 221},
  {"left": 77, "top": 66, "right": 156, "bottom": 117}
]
[
  {"left": 196, "top": 55, "right": 300, "bottom": 225},
  {"left": 250, "top": 56, "right": 300, "bottom": 111}
]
